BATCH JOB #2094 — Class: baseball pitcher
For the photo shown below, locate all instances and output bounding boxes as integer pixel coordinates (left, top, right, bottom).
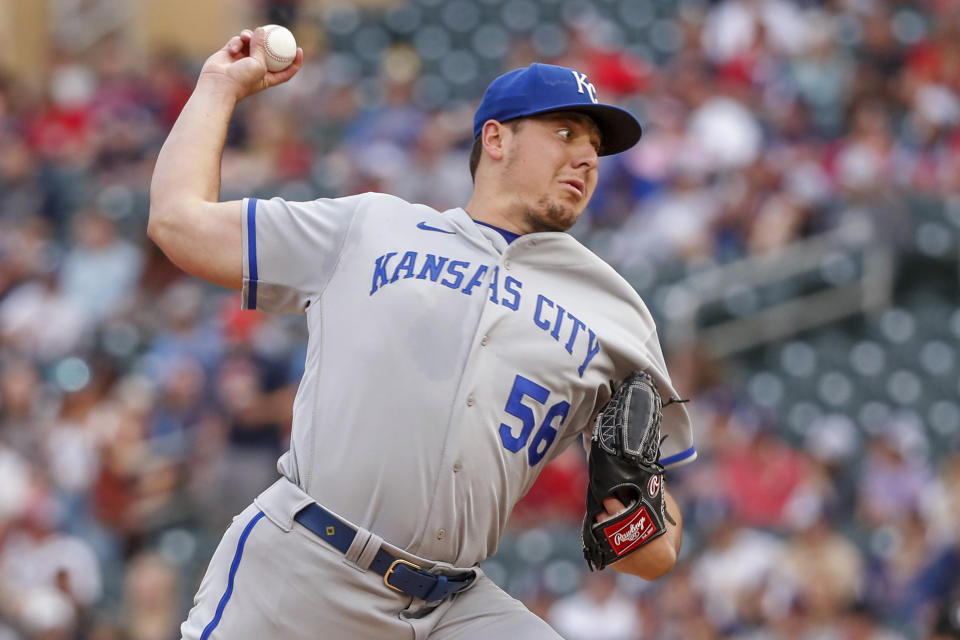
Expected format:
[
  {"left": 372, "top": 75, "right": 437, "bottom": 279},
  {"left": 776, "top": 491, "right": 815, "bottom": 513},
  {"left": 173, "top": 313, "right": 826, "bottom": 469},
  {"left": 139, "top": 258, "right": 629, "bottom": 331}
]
[{"left": 148, "top": 27, "right": 696, "bottom": 640}]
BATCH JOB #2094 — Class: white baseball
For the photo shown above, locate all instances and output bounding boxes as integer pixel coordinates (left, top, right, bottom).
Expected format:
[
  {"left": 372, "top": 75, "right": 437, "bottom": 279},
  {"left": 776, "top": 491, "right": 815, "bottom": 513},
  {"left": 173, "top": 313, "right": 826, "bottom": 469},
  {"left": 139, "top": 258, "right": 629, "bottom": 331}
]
[{"left": 261, "top": 25, "right": 297, "bottom": 72}]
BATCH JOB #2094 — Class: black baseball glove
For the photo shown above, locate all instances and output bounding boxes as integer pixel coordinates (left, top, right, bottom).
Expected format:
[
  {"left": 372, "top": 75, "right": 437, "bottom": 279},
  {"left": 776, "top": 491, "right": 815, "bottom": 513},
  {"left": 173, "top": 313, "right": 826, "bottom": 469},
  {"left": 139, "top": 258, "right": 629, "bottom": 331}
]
[{"left": 582, "top": 371, "right": 672, "bottom": 571}]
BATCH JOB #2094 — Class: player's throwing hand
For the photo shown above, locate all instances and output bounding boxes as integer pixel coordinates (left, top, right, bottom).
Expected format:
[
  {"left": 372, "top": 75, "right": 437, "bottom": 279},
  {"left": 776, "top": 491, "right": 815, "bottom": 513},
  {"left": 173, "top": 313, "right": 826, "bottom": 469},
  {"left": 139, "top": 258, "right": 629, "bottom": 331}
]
[{"left": 199, "top": 27, "right": 303, "bottom": 102}]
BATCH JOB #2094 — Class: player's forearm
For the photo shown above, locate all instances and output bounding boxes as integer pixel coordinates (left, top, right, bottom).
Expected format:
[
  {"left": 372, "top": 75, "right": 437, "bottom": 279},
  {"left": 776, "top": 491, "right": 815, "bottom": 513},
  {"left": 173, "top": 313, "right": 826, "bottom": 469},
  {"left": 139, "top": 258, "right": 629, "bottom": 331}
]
[
  {"left": 609, "top": 490, "right": 682, "bottom": 580},
  {"left": 148, "top": 77, "right": 237, "bottom": 239}
]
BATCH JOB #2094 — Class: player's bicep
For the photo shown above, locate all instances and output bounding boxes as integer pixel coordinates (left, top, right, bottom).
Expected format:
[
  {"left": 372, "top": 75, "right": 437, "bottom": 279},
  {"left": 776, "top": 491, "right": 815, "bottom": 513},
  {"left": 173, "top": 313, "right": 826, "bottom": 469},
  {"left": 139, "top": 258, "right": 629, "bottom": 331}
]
[{"left": 149, "top": 199, "right": 243, "bottom": 290}]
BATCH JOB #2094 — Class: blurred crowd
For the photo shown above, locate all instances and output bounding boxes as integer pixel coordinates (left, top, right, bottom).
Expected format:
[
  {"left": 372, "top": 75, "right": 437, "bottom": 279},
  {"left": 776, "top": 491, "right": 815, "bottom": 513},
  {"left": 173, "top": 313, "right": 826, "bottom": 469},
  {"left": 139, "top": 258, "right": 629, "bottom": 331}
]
[{"left": 1, "top": 0, "right": 959, "bottom": 638}]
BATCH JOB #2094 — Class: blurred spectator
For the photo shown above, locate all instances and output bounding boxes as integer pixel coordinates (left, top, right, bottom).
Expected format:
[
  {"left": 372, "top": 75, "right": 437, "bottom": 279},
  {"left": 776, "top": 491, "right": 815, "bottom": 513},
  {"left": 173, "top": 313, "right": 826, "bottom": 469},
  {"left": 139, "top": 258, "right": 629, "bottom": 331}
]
[
  {"left": 0, "top": 445, "right": 31, "bottom": 522},
  {"left": 777, "top": 513, "right": 865, "bottom": 624},
  {"left": 924, "top": 456, "right": 960, "bottom": 548},
  {"left": 931, "top": 591, "right": 960, "bottom": 640},
  {"left": 0, "top": 357, "right": 47, "bottom": 455},
  {"left": 790, "top": 14, "right": 856, "bottom": 137},
  {"left": 194, "top": 351, "right": 289, "bottom": 524},
  {"left": 717, "top": 425, "right": 813, "bottom": 530},
  {"left": 547, "top": 571, "right": 642, "bottom": 640},
  {"left": 58, "top": 210, "right": 143, "bottom": 325},
  {"left": 607, "top": 158, "right": 719, "bottom": 265},
  {"left": 687, "top": 91, "right": 763, "bottom": 172},
  {"left": 143, "top": 49, "right": 193, "bottom": 131},
  {"left": 0, "top": 137, "right": 43, "bottom": 224},
  {"left": 654, "top": 565, "right": 721, "bottom": 640},
  {"left": 139, "top": 281, "right": 224, "bottom": 381},
  {"left": 701, "top": 0, "right": 807, "bottom": 65},
  {"left": 120, "top": 553, "right": 179, "bottom": 640},
  {"left": 0, "top": 270, "right": 88, "bottom": 364},
  {"left": 45, "top": 385, "right": 108, "bottom": 503},
  {"left": 854, "top": 7, "right": 904, "bottom": 106},
  {"left": 836, "top": 602, "right": 909, "bottom": 640},
  {"left": 690, "top": 511, "right": 784, "bottom": 633},
  {"left": 856, "top": 423, "right": 934, "bottom": 527},
  {"left": 145, "top": 356, "right": 209, "bottom": 460},
  {"left": 383, "top": 110, "right": 473, "bottom": 211},
  {"left": 0, "top": 491, "right": 101, "bottom": 633}
]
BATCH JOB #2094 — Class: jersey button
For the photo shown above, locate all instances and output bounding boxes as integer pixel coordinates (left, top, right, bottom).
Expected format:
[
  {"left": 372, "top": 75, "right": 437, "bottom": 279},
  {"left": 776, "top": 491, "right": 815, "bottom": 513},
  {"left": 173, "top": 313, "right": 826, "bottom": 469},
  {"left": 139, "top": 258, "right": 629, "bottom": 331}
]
[
  {"left": 480, "top": 335, "right": 489, "bottom": 347},
  {"left": 436, "top": 529, "right": 446, "bottom": 540},
  {"left": 466, "top": 395, "right": 475, "bottom": 407},
  {"left": 453, "top": 461, "right": 462, "bottom": 473},
  {"left": 503, "top": 259, "right": 512, "bottom": 270}
]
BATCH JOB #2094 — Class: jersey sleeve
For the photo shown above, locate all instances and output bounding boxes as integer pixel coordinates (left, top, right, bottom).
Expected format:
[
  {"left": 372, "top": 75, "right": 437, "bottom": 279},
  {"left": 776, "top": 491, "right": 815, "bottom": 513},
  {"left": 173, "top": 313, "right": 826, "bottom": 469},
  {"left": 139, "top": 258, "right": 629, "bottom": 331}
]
[{"left": 240, "top": 195, "right": 363, "bottom": 314}]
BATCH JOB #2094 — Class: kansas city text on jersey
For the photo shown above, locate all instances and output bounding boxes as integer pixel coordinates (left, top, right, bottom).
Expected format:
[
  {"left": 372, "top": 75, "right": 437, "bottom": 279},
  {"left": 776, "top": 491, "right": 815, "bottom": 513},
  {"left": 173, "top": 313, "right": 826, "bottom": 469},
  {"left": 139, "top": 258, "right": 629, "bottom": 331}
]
[{"left": 369, "top": 251, "right": 601, "bottom": 377}]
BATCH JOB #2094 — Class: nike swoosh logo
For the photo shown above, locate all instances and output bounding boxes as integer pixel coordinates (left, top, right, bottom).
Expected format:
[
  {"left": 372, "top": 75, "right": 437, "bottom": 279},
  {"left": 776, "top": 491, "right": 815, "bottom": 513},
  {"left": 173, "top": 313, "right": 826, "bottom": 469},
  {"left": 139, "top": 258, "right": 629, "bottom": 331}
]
[{"left": 417, "top": 221, "right": 456, "bottom": 234}]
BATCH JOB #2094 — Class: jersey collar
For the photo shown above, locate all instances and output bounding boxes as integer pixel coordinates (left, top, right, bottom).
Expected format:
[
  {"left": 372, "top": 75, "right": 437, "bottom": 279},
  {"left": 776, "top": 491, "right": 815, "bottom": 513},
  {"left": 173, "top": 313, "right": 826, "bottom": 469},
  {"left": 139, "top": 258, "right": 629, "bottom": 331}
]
[{"left": 472, "top": 220, "right": 521, "bottom": 245}]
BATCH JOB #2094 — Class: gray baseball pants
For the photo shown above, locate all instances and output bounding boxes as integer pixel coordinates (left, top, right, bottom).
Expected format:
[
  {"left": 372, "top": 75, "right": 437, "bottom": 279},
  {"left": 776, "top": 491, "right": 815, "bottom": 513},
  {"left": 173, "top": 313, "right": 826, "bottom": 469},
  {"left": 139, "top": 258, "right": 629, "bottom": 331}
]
[{"left": 180, "top": 482, "right": 562, "bottom": 639}]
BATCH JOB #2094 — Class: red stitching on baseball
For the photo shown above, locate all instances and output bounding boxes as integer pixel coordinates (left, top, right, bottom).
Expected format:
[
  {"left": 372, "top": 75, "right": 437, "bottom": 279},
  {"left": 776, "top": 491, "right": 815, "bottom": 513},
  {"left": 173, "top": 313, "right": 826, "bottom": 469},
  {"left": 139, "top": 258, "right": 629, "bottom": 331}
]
[{"left": 264, "top": 29, "right": 293, "bottom": 64}]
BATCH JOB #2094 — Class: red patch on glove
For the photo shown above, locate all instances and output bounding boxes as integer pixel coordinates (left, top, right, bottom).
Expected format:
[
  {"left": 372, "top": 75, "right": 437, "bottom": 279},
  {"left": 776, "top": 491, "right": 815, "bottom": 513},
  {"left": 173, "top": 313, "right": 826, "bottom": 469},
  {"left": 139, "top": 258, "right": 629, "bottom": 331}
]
[{"left": 603, "top": 505, "right": 660, "bottom": 556}]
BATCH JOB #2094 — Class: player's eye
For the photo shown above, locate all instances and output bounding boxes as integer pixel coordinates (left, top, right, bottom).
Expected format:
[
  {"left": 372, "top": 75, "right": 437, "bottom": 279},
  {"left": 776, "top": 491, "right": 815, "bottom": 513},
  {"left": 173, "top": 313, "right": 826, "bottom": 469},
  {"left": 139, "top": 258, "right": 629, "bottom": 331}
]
[{"left": 557, "top": 127, "right": 572, "bottom": 139}]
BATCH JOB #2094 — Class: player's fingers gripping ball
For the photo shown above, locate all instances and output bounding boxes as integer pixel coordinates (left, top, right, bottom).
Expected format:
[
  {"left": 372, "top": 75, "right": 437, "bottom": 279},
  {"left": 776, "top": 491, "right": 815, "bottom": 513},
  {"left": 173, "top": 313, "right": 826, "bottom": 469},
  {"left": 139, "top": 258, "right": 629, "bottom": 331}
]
[
  {"left": 582, "top": 371, "right": 671, "bottom": 571},
  {"left": 260, "top": 24, "right": 297, "bottom": 72}
]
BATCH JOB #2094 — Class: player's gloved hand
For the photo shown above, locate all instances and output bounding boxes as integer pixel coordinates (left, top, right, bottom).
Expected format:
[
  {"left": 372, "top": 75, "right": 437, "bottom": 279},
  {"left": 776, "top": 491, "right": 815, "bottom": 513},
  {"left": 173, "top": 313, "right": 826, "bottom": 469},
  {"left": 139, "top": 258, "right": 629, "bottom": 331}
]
[
  {"left": 582, "top": 371, "right": 671, "bottom": 571},
  {"left": 198, "top": 27, "right": 303, "bottom": 101}
]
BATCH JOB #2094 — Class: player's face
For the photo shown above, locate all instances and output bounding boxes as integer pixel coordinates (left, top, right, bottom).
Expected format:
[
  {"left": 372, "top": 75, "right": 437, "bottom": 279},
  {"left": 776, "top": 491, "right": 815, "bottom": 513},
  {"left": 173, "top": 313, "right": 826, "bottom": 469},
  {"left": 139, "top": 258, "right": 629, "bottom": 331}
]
[{"left": 501, "top": 113, "right": 601, "bottom": 233}]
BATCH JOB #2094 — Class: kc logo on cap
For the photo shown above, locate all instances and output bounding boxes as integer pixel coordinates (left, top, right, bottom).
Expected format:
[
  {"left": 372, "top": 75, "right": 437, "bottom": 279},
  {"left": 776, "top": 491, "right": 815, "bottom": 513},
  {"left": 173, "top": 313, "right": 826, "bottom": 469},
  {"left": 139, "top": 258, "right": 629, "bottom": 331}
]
[
  {"left": 571, "top": 71, "right": 599, "bottom": 104},
  {"left": 473, "top": 63, "right": 642, "bottom": 156}
]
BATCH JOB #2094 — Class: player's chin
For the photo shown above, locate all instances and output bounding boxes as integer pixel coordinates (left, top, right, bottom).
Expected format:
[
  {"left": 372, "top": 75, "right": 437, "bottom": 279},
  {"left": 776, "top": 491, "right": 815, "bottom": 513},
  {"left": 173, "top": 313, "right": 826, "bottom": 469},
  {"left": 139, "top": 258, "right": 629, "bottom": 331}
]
[
  {"left": 528, "top": 195, "right": 582, "bottom": 232},
  {"left": 550, "top": 203, "right": 584, "bottom": 231},
  {"left": 539, "top": 212, "right": 578, "bottom": 233}
]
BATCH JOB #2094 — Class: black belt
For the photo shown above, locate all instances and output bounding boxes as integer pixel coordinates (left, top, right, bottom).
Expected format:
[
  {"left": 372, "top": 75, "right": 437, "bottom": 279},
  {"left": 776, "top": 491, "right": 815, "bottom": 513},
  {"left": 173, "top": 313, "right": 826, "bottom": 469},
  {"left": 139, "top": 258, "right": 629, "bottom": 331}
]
[{"left": 293, "top": 503, "right": 475, "bottom": 602}]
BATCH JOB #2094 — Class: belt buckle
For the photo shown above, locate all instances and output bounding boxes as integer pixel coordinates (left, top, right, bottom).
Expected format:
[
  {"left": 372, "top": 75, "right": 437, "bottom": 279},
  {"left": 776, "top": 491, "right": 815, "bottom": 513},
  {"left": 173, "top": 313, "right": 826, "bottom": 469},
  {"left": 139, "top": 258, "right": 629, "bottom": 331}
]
[{"left": 384, "top": 558, "right": 421, "bottom": 593}]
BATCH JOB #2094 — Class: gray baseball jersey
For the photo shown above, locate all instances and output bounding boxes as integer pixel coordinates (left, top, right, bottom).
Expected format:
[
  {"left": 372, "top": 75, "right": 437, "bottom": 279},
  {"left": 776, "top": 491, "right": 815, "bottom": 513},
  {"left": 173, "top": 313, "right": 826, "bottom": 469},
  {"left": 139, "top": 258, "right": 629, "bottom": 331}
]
[
  {"left": 181, "top": 192, "right": 695, "bottom": 639},
  {"left": 241, "top": 192, "right": 694, "bottom": 565}
]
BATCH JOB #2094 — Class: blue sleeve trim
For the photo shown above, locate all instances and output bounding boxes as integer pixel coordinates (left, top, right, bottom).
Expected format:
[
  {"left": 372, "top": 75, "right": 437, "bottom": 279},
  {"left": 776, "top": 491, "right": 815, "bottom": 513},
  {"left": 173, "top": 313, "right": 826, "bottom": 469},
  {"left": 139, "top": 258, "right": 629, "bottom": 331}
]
[
  {"left": 246, "top": 198, "right": 259, "bottom": 310},
  {"left": 660, "top": 445, "right": 697, "bottom": 467},
  {"left": 200, "top": 510, "right": 265, "bottom": 640}
]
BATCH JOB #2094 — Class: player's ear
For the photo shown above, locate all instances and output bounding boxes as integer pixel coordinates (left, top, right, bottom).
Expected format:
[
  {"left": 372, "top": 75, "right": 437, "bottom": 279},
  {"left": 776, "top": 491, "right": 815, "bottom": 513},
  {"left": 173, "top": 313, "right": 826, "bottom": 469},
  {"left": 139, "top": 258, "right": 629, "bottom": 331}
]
[{"left": 480, "top": 120, "right": 507, "bottom": 162}]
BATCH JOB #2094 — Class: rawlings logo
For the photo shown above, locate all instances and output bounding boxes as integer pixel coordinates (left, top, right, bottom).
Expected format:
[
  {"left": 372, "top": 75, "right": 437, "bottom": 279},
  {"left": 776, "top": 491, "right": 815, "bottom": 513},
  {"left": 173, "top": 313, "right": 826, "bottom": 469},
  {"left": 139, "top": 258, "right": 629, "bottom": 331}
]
[
  {"left": 603, "top": 506, "right": 658, "bottom": 556},
  {"left": 614, "top": 518, "right": 646, "bottom": 546},
  {"left": 648, "top": 474, "right": 661, "bottom": 498}
]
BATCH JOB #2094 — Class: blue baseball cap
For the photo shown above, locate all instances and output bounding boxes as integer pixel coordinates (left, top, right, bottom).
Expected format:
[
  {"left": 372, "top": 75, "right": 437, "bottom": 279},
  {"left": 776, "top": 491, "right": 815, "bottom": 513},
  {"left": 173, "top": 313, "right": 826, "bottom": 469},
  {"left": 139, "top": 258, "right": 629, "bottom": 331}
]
[{"left": 473, "top": 63, "right": 642, "bottom": 156}]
